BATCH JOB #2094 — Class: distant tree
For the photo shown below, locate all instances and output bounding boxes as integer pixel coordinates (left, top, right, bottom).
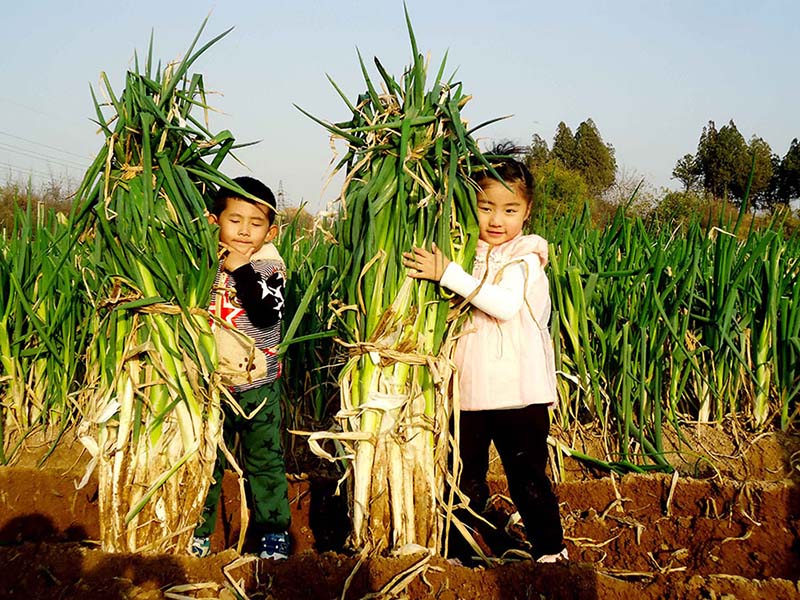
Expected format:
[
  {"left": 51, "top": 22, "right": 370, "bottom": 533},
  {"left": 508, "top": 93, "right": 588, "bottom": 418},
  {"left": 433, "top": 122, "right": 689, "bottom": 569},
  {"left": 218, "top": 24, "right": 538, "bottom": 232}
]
[
  {"left": 1, "top": 178, "right": 73, "bottom": 230},
  {"left": 718, "top": 121, "right": 750, "bottom": 202},
  {"left": 528, "top": 119, "right": 616, "bottom": 213},
  {"left": 281, "top": 205, "right": 315, "bottom": 232},
  {"left": 527, "top": 133, "right": 550, "bottom": 166},
  {"left": 551, "top": 122, "right": 576, "bottom": 167},
  {"left": 744, "top": 136, "right": 776, "bottom": 210},
  {"left": 603, "top": 165, "right": 657, "bottom": 214},
  {"left": 777, "top": 138, "right": 800, "bottom": 203},
  {"left": 672, "top": 153, "right": 701, "bottom": 191},
  {"left": 695, "top": 119, "right": 749, "bottom": 202},
  {"left": 572, "top": 119, "right": 617, "bottom": 195},
  {"left": 767, "top": 154, "right": 783, "bottom": 204},
  {"left": 529, "top": 159, "right": 589, "bottom": 222},
  {"left": 653, "top": 189, "right": 704, "bottom": 227},
  {"left": 695, "top": 120, "right": 718, "bottom": 193}
]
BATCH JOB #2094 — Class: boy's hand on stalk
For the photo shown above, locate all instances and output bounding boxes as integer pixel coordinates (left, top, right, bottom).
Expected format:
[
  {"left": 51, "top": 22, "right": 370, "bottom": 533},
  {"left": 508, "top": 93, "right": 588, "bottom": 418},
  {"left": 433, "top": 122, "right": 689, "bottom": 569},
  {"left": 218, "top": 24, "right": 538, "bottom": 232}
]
[
  {"left": 403, "top": 243, "right": 450, "bottom": 282},
  {"left": 220, "top": 243, "right": 254, "bottom": 272}
]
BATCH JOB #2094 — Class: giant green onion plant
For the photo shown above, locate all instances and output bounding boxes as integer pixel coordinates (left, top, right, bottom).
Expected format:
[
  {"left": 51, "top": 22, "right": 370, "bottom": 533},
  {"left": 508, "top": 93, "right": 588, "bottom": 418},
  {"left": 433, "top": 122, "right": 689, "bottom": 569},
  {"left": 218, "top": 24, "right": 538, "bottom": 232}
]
[
  {"left": 70, "top": 21, "right": 243, "bottom": 553},
  {"left": 297, "top": 7, "right": 508, "bottom": 553}
]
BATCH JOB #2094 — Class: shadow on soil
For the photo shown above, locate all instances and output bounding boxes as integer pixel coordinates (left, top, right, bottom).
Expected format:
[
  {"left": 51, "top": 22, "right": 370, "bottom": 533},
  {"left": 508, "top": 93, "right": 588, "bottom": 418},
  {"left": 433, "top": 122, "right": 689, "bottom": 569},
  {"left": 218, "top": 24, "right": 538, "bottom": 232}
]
[{"left": 0, "top": 514, "right": 188, "bottom": 598}]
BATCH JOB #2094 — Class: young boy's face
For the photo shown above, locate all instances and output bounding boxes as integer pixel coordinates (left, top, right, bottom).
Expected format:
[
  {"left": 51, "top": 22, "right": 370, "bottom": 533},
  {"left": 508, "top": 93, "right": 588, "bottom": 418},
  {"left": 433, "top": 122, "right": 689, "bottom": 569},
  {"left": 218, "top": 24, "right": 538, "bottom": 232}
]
[{"left": 210, "top": 197, "right": 277, "bottom": 255}]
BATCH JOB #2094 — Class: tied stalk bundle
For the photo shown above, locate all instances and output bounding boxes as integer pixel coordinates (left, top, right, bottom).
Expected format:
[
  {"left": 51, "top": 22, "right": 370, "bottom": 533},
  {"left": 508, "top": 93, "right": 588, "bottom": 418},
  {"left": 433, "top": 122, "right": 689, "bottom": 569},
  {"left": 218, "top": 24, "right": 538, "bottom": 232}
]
[
  {"left": 300, "top": 10, "right": 500, "bottom": 553},
  {"left": 73, "top": 23, "right": 238, "bottom": 553}
]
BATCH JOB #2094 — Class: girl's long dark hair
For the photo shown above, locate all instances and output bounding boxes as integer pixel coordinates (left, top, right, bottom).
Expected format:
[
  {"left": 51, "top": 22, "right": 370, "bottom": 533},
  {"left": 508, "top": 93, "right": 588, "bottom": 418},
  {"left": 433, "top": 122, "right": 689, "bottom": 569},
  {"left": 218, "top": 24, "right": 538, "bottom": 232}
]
[{"left": 475, "top": 142, "right": 534, "bottom": 206}]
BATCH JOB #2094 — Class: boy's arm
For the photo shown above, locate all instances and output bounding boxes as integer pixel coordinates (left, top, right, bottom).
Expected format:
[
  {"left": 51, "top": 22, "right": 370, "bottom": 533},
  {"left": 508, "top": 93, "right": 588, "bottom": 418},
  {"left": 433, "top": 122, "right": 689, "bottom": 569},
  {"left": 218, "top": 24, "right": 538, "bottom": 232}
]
[{"left": 229, "top": 263, "right": 285, "bottom": 328}]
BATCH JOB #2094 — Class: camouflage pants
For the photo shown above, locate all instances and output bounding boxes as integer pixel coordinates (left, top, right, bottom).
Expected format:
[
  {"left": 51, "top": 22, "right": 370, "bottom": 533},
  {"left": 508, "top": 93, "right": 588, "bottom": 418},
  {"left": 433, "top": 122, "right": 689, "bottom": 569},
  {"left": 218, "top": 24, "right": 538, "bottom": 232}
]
[{"left": 195, "top": 380, "right": 290, "bottom": 538}]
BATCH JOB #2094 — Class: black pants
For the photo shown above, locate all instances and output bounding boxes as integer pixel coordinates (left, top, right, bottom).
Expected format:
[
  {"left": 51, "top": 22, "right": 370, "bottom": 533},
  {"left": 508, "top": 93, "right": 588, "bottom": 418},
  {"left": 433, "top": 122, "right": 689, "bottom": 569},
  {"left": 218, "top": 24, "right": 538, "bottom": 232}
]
[{"left": 456, "top": 403, "right": 564, "bottom": 557}]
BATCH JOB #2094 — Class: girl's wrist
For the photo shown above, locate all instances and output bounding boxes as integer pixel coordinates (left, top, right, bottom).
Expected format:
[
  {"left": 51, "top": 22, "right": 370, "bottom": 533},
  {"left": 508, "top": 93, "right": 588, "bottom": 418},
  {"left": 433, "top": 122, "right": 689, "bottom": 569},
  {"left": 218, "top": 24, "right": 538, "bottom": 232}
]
[{"left": 436, "top": 256, "right": 451, "bottom": 280}]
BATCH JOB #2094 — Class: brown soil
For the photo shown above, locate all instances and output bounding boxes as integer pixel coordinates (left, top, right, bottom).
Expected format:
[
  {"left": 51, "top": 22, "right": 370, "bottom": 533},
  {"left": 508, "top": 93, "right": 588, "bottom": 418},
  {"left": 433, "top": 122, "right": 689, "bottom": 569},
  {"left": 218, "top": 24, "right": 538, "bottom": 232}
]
[{"left": 1, "top": 427, "right": 799, "bottom": 599}]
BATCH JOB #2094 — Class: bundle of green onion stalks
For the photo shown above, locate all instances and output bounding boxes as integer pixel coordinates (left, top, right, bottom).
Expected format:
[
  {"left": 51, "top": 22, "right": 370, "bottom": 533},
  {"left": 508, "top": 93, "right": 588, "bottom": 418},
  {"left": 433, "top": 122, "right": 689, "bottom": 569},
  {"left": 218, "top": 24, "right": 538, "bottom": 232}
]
[
  {"left": 72, "top": 22, "right": 243, "bottom": 553},
  {"left": 299, "top": 9, "right": 503, "bottom": 553}
]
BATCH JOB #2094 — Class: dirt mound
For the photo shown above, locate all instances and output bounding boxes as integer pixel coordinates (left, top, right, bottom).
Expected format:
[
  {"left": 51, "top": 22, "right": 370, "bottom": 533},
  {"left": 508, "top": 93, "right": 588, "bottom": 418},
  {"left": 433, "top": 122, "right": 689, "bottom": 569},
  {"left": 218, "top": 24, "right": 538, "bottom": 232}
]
[
  {"left": 1, "top": 427, "right": 798, "bottom": 599},
  {"left": 1, "top": 468, "right": 799, "bottom": 598}
]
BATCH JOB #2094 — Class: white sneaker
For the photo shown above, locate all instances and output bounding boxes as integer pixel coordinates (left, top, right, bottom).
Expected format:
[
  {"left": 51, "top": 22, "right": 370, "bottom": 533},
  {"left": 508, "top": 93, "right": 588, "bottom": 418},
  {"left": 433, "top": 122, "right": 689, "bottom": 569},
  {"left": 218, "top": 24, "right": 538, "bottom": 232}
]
[{"left": 536, "top": 548, "right": 569, "bottom": 563}]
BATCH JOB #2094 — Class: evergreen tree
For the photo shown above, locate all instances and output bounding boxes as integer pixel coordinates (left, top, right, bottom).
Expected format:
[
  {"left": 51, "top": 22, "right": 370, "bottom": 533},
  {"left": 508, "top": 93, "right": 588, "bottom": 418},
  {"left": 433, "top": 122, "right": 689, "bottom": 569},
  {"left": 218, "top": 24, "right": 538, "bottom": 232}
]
[
  {"left": 768, "top": 153, "right": 783, "bottom": 205},
  {"left": 551, "top": 122, "right": 576, "bottom": 167},
  {"left": 719, "top": 122, "right": 752, "bottom": 202},
  {"left": 777, "top": 138, "right": 800, "bottom": 203},
  {"left": 573, "top": 119, "right": 617, "bottom": 194},
  {"left": 527, "top": 133, "right": 550, "bottom": 167},
  {"left": 672, "top": 153, "right": 701, "bottom": 192},
  {"left": 745, "top": 136, "right": 775, "bottom": 209},
  {"left": 695, "top": 120, "right": 718, "bottom": 195},
  {"left": 696, "top": 119, "right": 749, "bottom": 202},
  {"left": 530, "top": 159, "right": 589, "bottom": 221}
]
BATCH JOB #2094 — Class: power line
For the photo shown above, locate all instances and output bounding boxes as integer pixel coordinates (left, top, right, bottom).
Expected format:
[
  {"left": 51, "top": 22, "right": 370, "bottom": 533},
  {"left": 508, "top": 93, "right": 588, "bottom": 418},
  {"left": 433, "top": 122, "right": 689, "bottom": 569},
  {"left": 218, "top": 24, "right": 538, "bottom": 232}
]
[
  {"left": 0, "top": 130, "right": 89, "bottom": 160},
  {"left": 0, "top": 161, "right": 78, "bottom": 182},
  {"left": 0, "top": 142, "right": 87, "bottom": 171},
  {"left": 0, "top": 97, "right": 68, "bottom": 122}
]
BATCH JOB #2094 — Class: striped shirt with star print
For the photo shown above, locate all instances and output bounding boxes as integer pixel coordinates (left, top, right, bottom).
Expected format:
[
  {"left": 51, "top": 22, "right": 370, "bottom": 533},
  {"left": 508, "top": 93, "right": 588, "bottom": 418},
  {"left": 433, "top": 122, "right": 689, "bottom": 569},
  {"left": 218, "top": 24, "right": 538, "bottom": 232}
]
[{"left": 209, "top": 243, "right": 285, "bottom": 392}]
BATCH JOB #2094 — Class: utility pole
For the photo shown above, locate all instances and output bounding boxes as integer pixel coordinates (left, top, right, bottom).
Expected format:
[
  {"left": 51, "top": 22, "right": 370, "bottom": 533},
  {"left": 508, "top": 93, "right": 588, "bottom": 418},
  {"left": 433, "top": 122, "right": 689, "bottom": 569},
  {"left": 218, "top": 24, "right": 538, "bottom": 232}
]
[{"left": 276, "top": 180, "right": 287, "bottom": 212}]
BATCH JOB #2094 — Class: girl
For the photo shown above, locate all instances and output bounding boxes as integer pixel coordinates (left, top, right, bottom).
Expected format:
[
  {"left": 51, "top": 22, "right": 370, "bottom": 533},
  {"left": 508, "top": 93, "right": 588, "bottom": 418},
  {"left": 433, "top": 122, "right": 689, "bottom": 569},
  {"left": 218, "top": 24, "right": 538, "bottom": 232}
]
[{"left": 402, "top": 146, "right": 567, "bottom": 563}]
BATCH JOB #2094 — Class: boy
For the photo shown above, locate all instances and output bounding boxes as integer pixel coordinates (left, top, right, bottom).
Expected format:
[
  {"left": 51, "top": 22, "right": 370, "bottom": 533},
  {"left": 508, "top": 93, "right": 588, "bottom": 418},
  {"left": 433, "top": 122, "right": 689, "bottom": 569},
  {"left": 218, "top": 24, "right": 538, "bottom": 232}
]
[{"left": 190, "top": 176, "right": 291, "bottom": 560}]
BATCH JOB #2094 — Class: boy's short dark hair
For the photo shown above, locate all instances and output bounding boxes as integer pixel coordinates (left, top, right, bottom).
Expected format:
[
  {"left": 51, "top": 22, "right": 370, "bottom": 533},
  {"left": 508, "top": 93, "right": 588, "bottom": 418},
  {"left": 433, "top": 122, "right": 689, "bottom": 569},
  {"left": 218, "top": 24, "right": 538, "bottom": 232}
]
[{"left": 212, "top": 176, "right": 277, "bottom": 224}]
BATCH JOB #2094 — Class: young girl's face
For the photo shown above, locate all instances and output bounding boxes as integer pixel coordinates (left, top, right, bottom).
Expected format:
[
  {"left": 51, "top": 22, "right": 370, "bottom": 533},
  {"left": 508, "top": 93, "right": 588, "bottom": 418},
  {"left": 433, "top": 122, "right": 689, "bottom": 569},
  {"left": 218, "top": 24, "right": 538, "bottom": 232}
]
[{"left": 476, "top": 180, "right": 531, "bottom": 245}]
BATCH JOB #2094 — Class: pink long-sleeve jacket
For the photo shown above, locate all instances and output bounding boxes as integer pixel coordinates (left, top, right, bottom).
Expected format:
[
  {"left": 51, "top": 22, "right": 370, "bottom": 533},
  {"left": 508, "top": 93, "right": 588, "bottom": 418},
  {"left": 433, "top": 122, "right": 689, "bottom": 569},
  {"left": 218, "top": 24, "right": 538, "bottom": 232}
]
[{"left": 440, "top": 233, "right": 558, "bottom": 411}]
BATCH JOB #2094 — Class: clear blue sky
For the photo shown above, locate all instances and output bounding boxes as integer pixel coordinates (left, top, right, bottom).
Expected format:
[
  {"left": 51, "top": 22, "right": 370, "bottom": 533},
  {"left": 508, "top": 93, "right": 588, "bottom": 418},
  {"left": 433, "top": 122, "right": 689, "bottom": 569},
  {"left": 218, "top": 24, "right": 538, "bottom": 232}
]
[{"left": 2, "top": 1, "right": 798, "bottom": 213}]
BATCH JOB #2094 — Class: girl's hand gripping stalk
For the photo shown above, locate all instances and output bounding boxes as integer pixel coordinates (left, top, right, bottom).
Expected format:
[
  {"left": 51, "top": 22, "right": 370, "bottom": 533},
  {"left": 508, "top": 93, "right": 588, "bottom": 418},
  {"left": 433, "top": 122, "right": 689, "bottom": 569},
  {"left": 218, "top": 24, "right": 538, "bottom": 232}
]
[{"left": 403, "top": 243, "right": 450, "bottom": 282}]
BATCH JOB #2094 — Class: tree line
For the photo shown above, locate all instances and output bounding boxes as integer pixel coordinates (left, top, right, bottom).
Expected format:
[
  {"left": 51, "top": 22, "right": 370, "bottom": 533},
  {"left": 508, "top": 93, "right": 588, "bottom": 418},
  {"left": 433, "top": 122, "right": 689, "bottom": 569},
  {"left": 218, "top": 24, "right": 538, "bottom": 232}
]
[
  {"left": 672, "top": 120, "right": 800, "bottom": 210},
  {"left": 3, "top": 118, "right": 799, "bottom": 231},
  {"left": 525, "top": 119, "right": 617, "bottom": 219},
  {"left": 524, "top": 118, "right": 800, "bottom": 223}
]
